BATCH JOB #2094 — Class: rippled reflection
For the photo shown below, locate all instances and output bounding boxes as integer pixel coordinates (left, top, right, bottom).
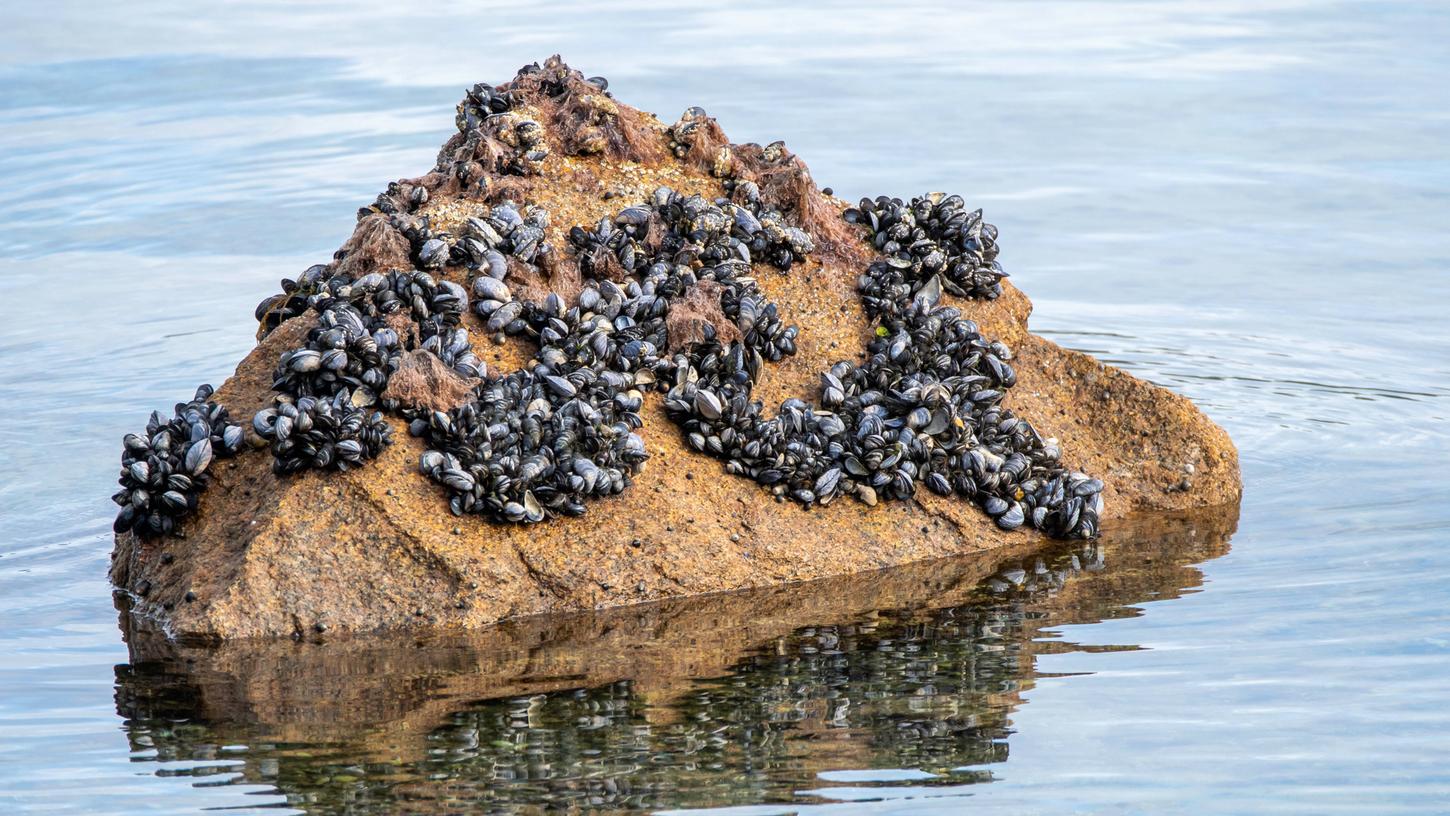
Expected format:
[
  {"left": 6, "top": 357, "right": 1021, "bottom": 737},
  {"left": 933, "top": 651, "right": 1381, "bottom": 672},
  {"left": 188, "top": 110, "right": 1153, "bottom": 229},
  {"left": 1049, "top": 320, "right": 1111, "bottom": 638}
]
[{"left": 115, "top": 507, "right": 1234, "bottom": 813}]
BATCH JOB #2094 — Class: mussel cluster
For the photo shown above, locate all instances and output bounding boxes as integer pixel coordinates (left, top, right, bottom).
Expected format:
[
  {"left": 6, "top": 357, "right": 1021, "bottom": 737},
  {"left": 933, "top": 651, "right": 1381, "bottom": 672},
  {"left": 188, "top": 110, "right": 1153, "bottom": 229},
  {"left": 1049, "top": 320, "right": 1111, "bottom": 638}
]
[
  {"left": 453, "top": 83, "right": 549, "bottom": 176},
  {"left": 662, "top": 192, "right": 1101, "bottom": 537},
  {"left": 570, "top": 180, "right": 811, "bottom": 279},
  {"left": 271, "top": 302, "right": 403, "bottom": 407},
  {"left": 252, "top": 390, "right": 393, "bottom": 474},
  {"left": 112, "top": 385, "right": 244, "bottom": 538},
  {"left": 115, "top": 60, "right": 1104, "bottom": 544},
  {"left": 330, "top": 267, "right": 479, "bottom": 376},
  {"left": 255, "top": 57, "right": 547, "bottom": 342},
  {"left": 249, "top": 186, "right": 565, "bottom": 483},
  {"left": 244, "top": 266, "right": 471, "bottom": 479},
  {"left": 337, "top": 268, "right": 469, "bottom": 327},
  {"left": 365, "top": 179, "right": 432, "bottom": 218},
  {"left": 253, "top": 263, "right": 331, "bottom": 338},
  {"left": 849, "top": 193, "right": 1007, "bottom": 300},
  {"left": 255, "top": 247, "right": 486, "bottom": 473},
  {"left": 459, "top": 205, "right": 548, "bottom": 267},
  {"left": 464, "top": 206, "right": 552, "bottom": 334},
  {"left": 455, "top": 81, "right": 519, "bottom": 133},
  {"left": 413, "top": 368, "right": 648, "bottom": 520},
  {"left": 414, "top": 183, "right": 806, "bottom": 522}
]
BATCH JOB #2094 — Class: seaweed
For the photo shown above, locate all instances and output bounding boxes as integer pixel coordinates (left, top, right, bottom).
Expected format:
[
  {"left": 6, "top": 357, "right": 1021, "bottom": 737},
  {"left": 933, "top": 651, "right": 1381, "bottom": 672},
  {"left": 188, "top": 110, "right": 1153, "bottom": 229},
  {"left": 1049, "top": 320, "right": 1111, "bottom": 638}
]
[{"left": 506, "top": 55, "right": 667, "bottom": 165}]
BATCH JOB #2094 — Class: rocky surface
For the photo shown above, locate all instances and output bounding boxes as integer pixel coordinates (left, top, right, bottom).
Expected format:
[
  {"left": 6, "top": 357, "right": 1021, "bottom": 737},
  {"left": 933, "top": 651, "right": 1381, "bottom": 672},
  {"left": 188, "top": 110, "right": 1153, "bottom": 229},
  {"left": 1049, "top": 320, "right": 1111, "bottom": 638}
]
[{"left": 110, "top": 58, "right": 1240, "bottom": 641}]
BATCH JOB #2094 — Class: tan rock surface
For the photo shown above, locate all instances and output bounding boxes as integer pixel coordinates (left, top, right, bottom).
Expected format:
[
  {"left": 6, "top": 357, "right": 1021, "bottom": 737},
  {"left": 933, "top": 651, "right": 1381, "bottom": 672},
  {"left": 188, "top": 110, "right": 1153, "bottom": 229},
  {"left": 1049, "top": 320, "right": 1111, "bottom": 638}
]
[{"left": 110, "top": 59, "right": 1240, "bottom": 641}]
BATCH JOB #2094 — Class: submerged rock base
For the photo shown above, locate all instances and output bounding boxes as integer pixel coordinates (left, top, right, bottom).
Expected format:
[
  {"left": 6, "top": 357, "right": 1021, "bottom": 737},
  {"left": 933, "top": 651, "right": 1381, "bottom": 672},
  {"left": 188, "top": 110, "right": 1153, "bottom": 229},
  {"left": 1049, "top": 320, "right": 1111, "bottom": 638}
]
[{"left": 110, "top": 58, "right": 1239, "bottom": 641}]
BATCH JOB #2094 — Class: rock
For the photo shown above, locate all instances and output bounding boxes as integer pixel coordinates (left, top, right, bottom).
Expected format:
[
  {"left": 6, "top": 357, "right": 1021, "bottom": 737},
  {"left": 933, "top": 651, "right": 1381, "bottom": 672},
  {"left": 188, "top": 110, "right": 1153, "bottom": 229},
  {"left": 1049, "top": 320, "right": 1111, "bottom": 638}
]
[
  {"left": 115, "top": 507, "right": 1236, "bottom": 779},
  {"left": 109, "top": 58, "right": 1240, "bottom": 641}
]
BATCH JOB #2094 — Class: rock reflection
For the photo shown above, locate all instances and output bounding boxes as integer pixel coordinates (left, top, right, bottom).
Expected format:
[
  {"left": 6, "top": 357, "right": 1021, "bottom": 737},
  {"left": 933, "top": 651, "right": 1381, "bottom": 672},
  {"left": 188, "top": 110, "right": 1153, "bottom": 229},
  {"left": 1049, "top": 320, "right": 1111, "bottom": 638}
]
[{"left": 115, "top": 505, "right": 1235, "bottom": 813}]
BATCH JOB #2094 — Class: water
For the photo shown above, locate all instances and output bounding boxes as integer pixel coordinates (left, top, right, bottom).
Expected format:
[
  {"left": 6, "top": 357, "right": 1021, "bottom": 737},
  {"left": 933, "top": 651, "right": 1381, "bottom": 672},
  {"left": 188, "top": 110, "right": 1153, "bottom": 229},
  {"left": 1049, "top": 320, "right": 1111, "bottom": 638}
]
[{"left": 1, "top": 1, "right": 1447, "bottom": 812}]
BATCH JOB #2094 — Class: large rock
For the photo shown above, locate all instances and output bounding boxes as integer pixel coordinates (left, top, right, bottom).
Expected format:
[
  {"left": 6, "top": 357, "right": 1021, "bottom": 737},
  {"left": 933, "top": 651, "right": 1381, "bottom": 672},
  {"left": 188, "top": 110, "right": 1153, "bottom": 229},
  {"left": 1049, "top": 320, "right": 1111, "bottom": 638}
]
[{"left": 110, "top": 58, "right": 1240, "bottom": 641}]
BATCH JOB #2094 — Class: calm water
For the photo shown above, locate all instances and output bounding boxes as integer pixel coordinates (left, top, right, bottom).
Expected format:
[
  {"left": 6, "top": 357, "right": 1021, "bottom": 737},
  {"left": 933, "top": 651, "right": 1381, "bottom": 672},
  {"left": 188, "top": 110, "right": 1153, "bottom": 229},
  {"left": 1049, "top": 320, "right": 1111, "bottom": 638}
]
[{"left": 2, "top": 1, "right": 1448, "bottom": 813}]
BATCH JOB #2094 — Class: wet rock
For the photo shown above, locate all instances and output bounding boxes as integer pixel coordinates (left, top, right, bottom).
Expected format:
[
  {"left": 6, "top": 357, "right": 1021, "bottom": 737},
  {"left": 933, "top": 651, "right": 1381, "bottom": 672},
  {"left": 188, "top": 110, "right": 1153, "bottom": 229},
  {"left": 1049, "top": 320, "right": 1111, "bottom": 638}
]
[{"left": 109, "top": 57, "right": 1240, "bottom": 641}]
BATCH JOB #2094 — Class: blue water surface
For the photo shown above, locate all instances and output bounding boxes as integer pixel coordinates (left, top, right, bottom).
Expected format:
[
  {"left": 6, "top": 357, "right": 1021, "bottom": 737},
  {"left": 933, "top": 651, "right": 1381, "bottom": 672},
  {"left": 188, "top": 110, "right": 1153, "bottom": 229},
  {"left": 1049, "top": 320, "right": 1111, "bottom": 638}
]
[{"left": 1, "top": 1, "right": 1448, "bottom": 813}]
